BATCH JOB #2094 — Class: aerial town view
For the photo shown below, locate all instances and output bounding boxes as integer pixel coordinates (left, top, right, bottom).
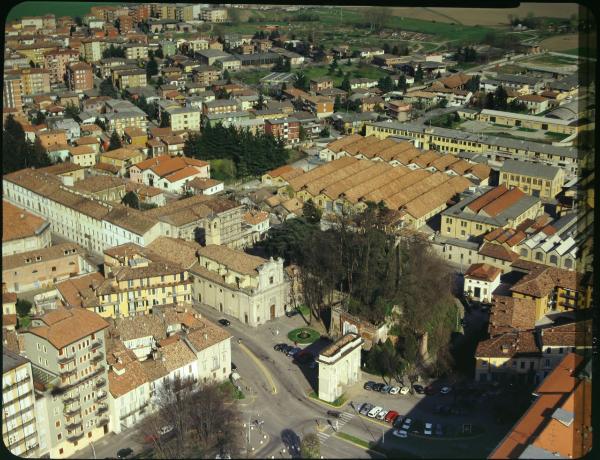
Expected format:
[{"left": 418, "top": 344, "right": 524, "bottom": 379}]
[{"left": 1, "top": 2, "right": 595, "bottom": 459}]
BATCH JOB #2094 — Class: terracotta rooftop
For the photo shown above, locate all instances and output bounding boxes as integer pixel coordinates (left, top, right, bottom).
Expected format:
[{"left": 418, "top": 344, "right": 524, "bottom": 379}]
[
  {"left": 198, "top": 244, "right": 269, "bottom": 276},
  {"left": 2, "top": 242, "right": 83, "bottom": 270},
  {"left": 243, "top": 210, "right": 269, "bottom": 226},
  {"left": 146, "top": 237, "right": 201, "bottom": 270},
  {"left": 510, "top": 266, "right": 582, "bottom": 298},
  {"left": 25, "top": 307, "right": 109, "bottom": 349},
  {"left": 56, "top": 272, "right": 105, "bottom": 309},
  {"left": 479, "top": 243, "right": 520, "bottom": 263},
  {"left": 488, "top": 295, "right": 537, "bottom": 337},
  {"left": 489, "top": 353, "right": 591, "bottom": 459},
  {"left": 2, "top": 200, "right": 49, "bottom": 243},
  {"left": 476, "top": 329, "right": 539, "bottom": 358},
  {"left": 465, "top": 263, "right": 502, "bottom": 282}
]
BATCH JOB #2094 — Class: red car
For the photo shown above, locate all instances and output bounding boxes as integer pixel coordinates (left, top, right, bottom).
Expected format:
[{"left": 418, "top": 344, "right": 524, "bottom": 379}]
[
  {"left": 144, "top": 433, "right": 158, "bottom": 443},
  {"left": 385, "top": 410, "right": 399, "bottom": 424}
]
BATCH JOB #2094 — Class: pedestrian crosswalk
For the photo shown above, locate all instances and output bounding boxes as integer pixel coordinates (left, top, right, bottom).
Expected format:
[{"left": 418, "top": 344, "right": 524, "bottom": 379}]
[
  {"left": 317, "top": 411, "right": 355, "bottom": 444},
  {"left": 316, "top": 431, "right": 330, "bottom": 442}
]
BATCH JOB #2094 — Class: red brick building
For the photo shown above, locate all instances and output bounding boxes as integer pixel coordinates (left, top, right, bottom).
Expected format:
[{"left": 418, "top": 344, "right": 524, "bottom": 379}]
[
  {"left": 67, "top": 62, "right": 94, "bottom": 92},
  {"left": 264, "top": 118, "right": 300, "bottom": 147}
]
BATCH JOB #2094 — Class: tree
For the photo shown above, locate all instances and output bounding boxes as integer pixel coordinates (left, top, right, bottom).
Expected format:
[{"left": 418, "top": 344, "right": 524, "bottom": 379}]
[
  {"left": 299, "top": 125, "right": 309, "bottom": 141},
  {"left": 340, "top": 74, "right": 351, "bottom": 92},
  {"left": 383, "top": 43, "right": 391, "bottom": 54},
  {"left": 33, "top": 111, "right": 47, "bottom": 125},
  {"left": 155, "top": 47, "right": 164, "bottom": 59},
  {"left": 303, "top": 199, "right": 322, "bottom": 224},
  {"left": 223, "top": 69, "right": 231, "bottom": 82},
  {"left": 256, "top": 93, "right": 265, "bottom": 110},
  {"left": 294, "top": 72, "right": 309, "bottom": 91},
  {"left": 16, "top": 299, "right": 33, "bottom": 317},
  {"left": 484, "top": 92, "right": 496, "bottom": 109},
  {"left": 415, "top": 64, "right": 424, "bottom": 83},
  {"left": 333, "top": 95, "right": 343, "bottom": 112},
  {"left": 396, "top": 74, "right": 407, "bottom": 93},
  {"left": 74, "top": 16, "right": 83, "bottom": 26},
  {"left": 121, "top": 191, "right": 140, "bottom": 209},
  {"left": 378, "top": 75, "right": 394, "bottom": 93},
  {"left": 109, "top": 130, "right": 122, "bottom": 150},
  {"left": 366, "top": 7, "right": 388, "bottom": 32},
  {"left": 319, "top": 127, "right": 330, "bottom": 138},
  {"left": 94, "top": 117, "right": 106, "bottom": 131},
  {"left": 99, "top": 78, "right": 118, "bottom": 98},
  {"left": 64, "top": 102, "right": 80, "bottom": 118},
  {"left": 300, "top": 433, "right": 320, "bottom": 459},
  {"left": 392, "top": 45, "right": 400, "bottom": 55},
  {"left": 146, "top": 58, "right": 159, "bottom": 78},
  {"left": 494, "top": 85, "right": 508, "bottom": 111}
]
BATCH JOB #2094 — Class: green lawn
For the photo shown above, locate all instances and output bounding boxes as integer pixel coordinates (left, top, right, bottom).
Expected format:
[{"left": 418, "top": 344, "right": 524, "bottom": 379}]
[
  {"left": 18, "top": 316, "right": 31, "bottom": 329},
  {"left": 288, "top": 327, "right": 320, "bottom": 344},
  {"left": 521, "top": 54, "right": 579, "bottom": 66},
  {"left": 562, "top": 47, "right": 596, "bottom": 58},
  {"left": 300, "top": 62, "right": 389, "bottom": 87},
  {"left": 517, "top": 127, "right": 538, "bottom": 132},
  {"left": 208, "top": 159, "right": 237, "bottom": 183},
  {"left": 7, "top": 1, "right": 121, "bottom": 21},
  {"left": 219, "top": 381, "right": 245, "bottom": 400},
  {"left": 308, "top": 391, "right": 347, "bottom": 407},
  {"left": 232, "top": 69, "right": 271, "bottom": 85}
]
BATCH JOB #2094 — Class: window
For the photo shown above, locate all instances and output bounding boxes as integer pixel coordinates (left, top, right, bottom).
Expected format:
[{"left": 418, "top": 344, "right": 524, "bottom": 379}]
[
  {"left": 558, "top": 347, "right": 563, "bottom": 354},
  {"left": 56, "top": 421, "right": 61, "bottom": 427},
  {"left": 520, "top": 361, "right": 525, "bottom": 369},
  {"left": 269, "top": 276, "right": 274, "bottom": 285}
]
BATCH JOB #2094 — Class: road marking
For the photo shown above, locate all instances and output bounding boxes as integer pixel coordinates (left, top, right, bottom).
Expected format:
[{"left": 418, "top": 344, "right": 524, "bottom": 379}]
[
  {"left": 317, "top": 431, "right": 330, "bottom": 442},
  {"left": 238, "top": 342, "right": 277, "bottom": 395}
]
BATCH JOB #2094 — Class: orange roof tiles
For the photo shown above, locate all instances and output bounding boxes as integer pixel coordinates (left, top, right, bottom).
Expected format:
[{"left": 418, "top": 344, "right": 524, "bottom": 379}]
[
  {"left": 465, "top": 263, "right": 502, "bottom": 282},
  {"left": 480, "top": 187, "right": 526, "bottom": 217},
  {"left": 467, "top": 185, "right": 509, "bottom": 213},
  {"left": 2, "top": 201, "right": 49, "bottom": 243}
]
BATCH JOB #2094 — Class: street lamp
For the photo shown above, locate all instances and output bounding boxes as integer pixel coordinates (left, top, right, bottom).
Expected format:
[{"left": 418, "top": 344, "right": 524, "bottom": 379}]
[{"left": 89, "top": 439, "right": 96, "bottom": 460}]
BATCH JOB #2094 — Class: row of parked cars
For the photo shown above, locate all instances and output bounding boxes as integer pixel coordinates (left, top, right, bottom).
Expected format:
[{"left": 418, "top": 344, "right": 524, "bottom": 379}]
[
  {"left": 365, "top": 380, "right": 453, "bottom": 396},
  {"left": 357, "top": 403, "right": 444, "bottom": 438},
  {"left": 274, "top": 343, "right": 317, "bottom": 368}
]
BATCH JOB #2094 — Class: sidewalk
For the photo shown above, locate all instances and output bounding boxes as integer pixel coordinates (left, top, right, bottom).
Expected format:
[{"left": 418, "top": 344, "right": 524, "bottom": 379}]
[{"left": 240, "top": 419, "right": 270, "bottom": 457}]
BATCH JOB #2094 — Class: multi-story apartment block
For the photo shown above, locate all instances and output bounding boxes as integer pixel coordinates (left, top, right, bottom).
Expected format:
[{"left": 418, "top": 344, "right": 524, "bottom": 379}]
[
  {"left": 441, "top": 186, "right": 543, "bottom": 241},
  {"left": 3, "top": 74, "right": 23, "bottom": 112},
  {"left": 13, "top": 42, "right": 56, "bottom": 67},
  {"left": 2, "top": 201, "right": 51, "bottom": 256},
  {"left": 43, "top": 49, "right": 81, "bottom": 84},
  {"left": 82, "top": 39, "right": 104, "bottom": 63},
  {"left": 192, "top": 65, "right": 221, "bottom": 87},
  {"left": 104, "top": 111, "right": 148, "bottom": 136},
  {"left": 67, "top": 62, "right": 94, "bottom": 92},
  {"left": 202, "top": 99, "right": 239, "bottom": 115},
  {"left": 499, "top": 159, "right": 565, "bottom": 200},
  {"left": 18, "top": 68, "right": 51, "bottom": 96},
  {"left": 164, "top": 106, "right": 201, "bottom": 132},
  {"left": 2, "top": 351, "right": 39, "bottom": 458},
  {"left": 264, "top": 117, "right": 300, "bottom": 146},
  {"left": 99, "top": 148, "right": 145, "bottom": 176},
  {"left": 36, "top": 130, "right": 68, "bottom": 150},
  {"left": 22, "top": 308, "right": 110, "bottom": 458},
  {"left": 123, "top": 44, "right": 148, "bottom": 61},
  {"left": 200, "top": 8, "right": 228, "bottom": 23},
  {"left": 115, "top": 69, "right": 147, "bottom": 89}
]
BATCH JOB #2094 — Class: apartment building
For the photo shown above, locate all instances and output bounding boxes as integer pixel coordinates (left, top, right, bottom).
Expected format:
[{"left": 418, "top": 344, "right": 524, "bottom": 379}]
[
  {"left": 500, "top": 159, "right": 565, "bottom": 200},
  {"left": 463, "top": 263, "right": 502, "bottom": 303},
  {"left": 478, "top": 109, "right": 579, "bottom": 135},
  {"left": 366, "top": 121, "right": 580, "bottom": 178},
  {"left": 303, "top": 95, "right": 334, "bottom": 118},
  {"left": 164, "top": 106, "right": 201, "bottom": 131},
  {"left": 104, "top": 111, "right": 148, "bottom": 137},
  {"left": 264, "top": 117, "right": 300, "bottom": 146},
  {"left": 18, "top": 68, "right": 51, "bottom": 96},
  {"left": 44, "top": 49, "right": 80, "bottom": 84},
  {"left": 2, "top": 201, "right": 51, "bottom": 256},
  {"left": 3, "top": 74, "right": 23, "bottom": 112},
  {"left": 2, "top": 351, "right": 39, "bottom": 458},
  {"left": 82, "top": 39, "right": 104, "bottom": 63},
  {"left": 201, "top": 8, "right": 228, "bottom": 23},
  {"left": 22, "top": 308, "right": 110, "bottom": 458},
  {"left": 309, "top": 77, "right": 333, "bottom": 93},
  {"left": 441, "top": 186, "right": 543, "bottom": 240},
  {"left": 66, "top": 62, "right": 94, "bottom": 92},
  {"left": 202, "top": 99, "right": 239, "bottom": 115},
  {"left": 106, "top": 307, "right": 231, "bottom": 433},
  {"left": 115, "top": 69, "right": 147, "bottom": 90},
  {"left": 68, "top": 146, "right": 97, "bottom": 168},
  {"left": 37, "top": 129, "right": 68, "bottom": 150},
  {"left": 123, "top": 44, "right": 148, "bottom": 61}
]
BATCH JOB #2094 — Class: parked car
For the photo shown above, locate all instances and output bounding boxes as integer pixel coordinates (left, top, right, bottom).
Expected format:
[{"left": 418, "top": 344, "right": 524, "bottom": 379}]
[
  {"left": 399, "top": 386, "right": 410, "bottom": 395},
  {"left": 285, "top": 309, "right": 298, "bottom": 317},
  {"left": 159, "top": 425, "right": 174, "bottom": 435},
  {"left": 413, "top": 385, "right": 425, "bottom": 394},
  {"left": 274, "top": 343, "right": 286, "bottom": 352},
  {"left": 117, "top": 448, "right": 133, "bottom": 459},
  {"left": 359, "top": 403, "right": 373, "bottom": 416},
  {"left": 367, "top": 406, "right": 383, "bottom": 418},
  {"left": 231, "top": 362, "right": 237, "bottom": 371},
  {"left": 440, "top": 386, "right": 452, "bottom": 394},
  {"left": 286, "top": 347, "right": 301, "bottom": 357},
  {"left": 385, "top": 410, "right": 399, "bottom": 424},
  {"left": 393, "top": 429, "right": 408, "bottom": 438},
  {"left": 424, "top": 422, "right": 433, "bottom": 436},
  {"left": 401, "top": 418, "right": 412, "bottom": 430},
  {"left": 327, "top": 410, "right": 341, "bottom": 418},
  {"left": 294, "top": 351, "right": 313, "bottom": 364},
  {"left": 435, "top": 423, "right": 444, "bottom": 436},
  {"left": 389, "top": 386, "right": 400, "bottom": 395},
  {"left": 381, "top": 385, "right": 392, "bottom": 393},
  {"left": 364, "top": 381, "right": 376, "bottom": 391},
  {"left": 373, "top": 383, "right": 385, "bottom": 392},
  {"left": 218, "top": 319, "right": 231, "bottom": 327},
  {"left": 376, "top": 409, "right": 389, "bottom": 421}
]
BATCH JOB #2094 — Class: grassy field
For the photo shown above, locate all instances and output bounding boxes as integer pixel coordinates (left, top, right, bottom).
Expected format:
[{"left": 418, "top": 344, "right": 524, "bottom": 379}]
[
  {"left": 301, "top": 62, "right": 389, "bottom": 87},
  {"left": 233, "top": 69, "right": 271, "bottom": 85},
  {"left": 6, "top": 1, "right": 121, "bottom": 21},
  {"left": 521, "top": 54, "right": 579, "bottom": 66}
]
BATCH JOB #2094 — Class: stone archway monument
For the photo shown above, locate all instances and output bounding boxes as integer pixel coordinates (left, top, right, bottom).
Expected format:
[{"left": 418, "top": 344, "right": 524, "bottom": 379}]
[{"left": 318, "top": 333, "right": 363, "bottom": 403}]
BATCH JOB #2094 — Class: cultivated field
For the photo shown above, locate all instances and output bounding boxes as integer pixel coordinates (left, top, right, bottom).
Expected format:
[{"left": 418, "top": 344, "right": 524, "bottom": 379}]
[
  {"left": 382, "top": 4, "right": 582, "bottom": 26},
  {"left": 6, "top": 1, "right": 121, "bottom": 21},
  {"left": 540, "top": 32, "right": 596, "bottom": 53}
]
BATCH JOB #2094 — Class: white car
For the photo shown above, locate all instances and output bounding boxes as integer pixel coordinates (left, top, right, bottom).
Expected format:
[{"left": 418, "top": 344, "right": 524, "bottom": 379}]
[
  {"left": 424, "top": 422, "right": 433, "bottom": 436},
  {"left": 440, "top": 386, "right": 452, "bottom": 394},
  {"left": 376, "top": 409, "right": 389, "bottom": 421},
  {"left": 393, "top": 429, "right": 408, "bottom": 438},
  {"left": 389, "top": 386, "right": 400, "bottom": 395},
  {"left": 399, "top": 386, "right": 410, "bottom": 395},
  {"left": 401, "top": 418, "right": 412, "bottom": 430},
  {"left": 159, "top": 425, "right": 174, "bottom": 436},
  {"left": 367, "top": 406, "right": 383, "bottom": 418}
]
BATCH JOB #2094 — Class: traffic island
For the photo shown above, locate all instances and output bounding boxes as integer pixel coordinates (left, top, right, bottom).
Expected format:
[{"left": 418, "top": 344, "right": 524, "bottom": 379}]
[
  {"left": 241, "top": 421, "right": 270, "bottom": 457},
  {"left": 308, "top": 390, "right": 347, "bottom": 408},
  {"left": 288, "top": 327, "right": 320, "bottom": 344}
]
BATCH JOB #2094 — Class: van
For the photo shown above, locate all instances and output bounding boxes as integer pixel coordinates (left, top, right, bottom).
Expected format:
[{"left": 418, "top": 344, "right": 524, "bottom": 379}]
[{"left": 367, "top": 406, "right": 383, "bottom": 418}]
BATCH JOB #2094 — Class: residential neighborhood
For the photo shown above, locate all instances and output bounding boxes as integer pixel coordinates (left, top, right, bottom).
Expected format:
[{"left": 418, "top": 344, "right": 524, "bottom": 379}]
[{"left": 2, "top": 3, "right": 594, "bottom": 460}]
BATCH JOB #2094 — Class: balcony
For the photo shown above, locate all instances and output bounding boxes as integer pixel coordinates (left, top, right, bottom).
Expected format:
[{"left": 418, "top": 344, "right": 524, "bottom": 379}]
[
  {"left": 62, "top": 393, "right": 79, "bottom": 405},
  {"left": 96, "top": 403, "right": 109, "bottom": 416},
  {"left": 90, "top": 339, "right": 103, "bottom": 351},
  {"left": 96, "top": 417, "right": 109, "bottom": 428},
  {"left": 96, "top": 391, "right": 108, "bottom": 402},
  {"left": 95, "top": 378, "right": 106, "bottom": 388},
  {"left": 58, "top": 354, "right": 76, "bottom": 365},
  {"left": 65, "top": 421, "right": 83, "bottom": 432},
  {"left": 91, "top": 352, "right": 104, "bottom": 364},
  {"left": 561, "top": 290, "right": 578, "bottom": 300},
  {"left": 63, "top": 400, "right": 81, "bottom": 417},
  {"left": 59, "top": 367, "right": 77, "bottom": 378},
  {"left": 67, "top": 431, "right": 84, "bottom": 443}
]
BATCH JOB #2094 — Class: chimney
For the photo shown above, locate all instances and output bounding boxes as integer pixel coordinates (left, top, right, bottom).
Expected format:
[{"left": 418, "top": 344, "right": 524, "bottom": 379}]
[
  {"left": 203, "top": 333, "right": 208, "bottom": 340},
  {"left": 20, "top": 214, "right": 25, "bottom": 219}
]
